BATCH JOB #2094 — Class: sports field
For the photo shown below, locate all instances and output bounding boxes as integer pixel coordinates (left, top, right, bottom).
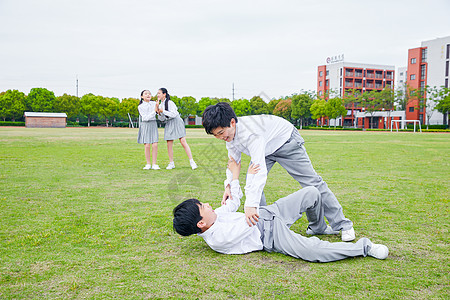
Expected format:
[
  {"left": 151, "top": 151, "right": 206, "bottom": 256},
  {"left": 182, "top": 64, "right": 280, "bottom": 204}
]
[{"left": 0, "top": 127, "right": 448, "bottom": 299}]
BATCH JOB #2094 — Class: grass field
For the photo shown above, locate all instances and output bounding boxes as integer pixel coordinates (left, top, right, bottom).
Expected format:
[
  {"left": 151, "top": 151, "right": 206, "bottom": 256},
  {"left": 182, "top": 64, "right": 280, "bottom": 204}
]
[{"left": 0, "top": 127, "right": 449, "bottom": 299}]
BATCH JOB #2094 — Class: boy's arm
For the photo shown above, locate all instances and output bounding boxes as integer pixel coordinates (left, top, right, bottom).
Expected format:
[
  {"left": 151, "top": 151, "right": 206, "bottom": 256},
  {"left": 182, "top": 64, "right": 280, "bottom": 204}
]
[
  {"left": 217, "top": 157, "right": 242, "bottom": 213},
  {"left": 243, "top": 134, "right": 268, "bottom": 226},
  {"left": 222, "top": 147, "right": 241, "bottom": 203}
]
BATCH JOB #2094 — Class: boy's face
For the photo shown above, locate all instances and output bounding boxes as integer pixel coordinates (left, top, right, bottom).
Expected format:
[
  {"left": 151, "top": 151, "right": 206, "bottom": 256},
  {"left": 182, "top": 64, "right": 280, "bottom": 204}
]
[
  {"left": 197, "top": 202, "right": 217, "bottom": 232},
  {"left": 211, "top": 118, "right": 236, "bottom": 142}
]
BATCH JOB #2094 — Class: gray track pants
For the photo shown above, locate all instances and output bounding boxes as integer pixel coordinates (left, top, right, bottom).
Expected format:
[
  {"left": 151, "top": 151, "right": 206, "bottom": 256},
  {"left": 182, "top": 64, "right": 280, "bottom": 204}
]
[
  {"left": 258, "top": 187, "right": 370, "bottom": 262},
  {"left": 260, "top": 129, "right": 353, "bottom": 231}
]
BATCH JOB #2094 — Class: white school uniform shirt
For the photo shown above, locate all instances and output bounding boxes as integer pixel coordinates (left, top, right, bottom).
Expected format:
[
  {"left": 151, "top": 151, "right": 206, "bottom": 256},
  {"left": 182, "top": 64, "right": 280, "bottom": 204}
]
[
  {"left": 224, "top": 115, "right": 294, "bottom": 209},
  {"left": 138, "top": 101, "right": 157, "bottom": 121},
  {"left": 198, "top": 179, "right": 263, "bottom": 254},
  {"left": 158, "top": 99, "right": 180, "bottom": 121}
]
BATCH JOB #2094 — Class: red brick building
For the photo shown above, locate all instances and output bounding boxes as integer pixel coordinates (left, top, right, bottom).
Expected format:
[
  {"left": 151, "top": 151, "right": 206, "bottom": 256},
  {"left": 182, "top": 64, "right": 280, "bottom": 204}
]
[{"left": 24, "top": 112, "right": 67, "bottom": 128}]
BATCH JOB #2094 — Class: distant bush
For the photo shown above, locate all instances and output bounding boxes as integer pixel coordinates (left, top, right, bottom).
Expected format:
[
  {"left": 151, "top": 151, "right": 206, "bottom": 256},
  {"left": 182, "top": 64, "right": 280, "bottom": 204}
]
[
  {"left": 0, "top": 121, "right": 25, "bottom": 126},
  {"left": 407, "top": 124, "right": 447, "bottom": 129},
  {"left": 185, "top": 125, "right": 203, "bottom": 128}
]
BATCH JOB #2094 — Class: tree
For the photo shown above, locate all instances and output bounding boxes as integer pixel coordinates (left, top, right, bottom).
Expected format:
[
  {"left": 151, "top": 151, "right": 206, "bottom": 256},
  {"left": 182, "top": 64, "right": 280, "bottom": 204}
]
[
  {"left": 0, "top": 89, "right": 26, "bottom": 121},
  {"left": 80, "top": 93, "right": 98, "bottom": 127},
  {"left": 27, "top": 88, "right": 56, "bottom": 112},
  {"left": 54, "top": 94, "right": 80, "bottom": 120},
  {"left": 310, "top": 99, "right": 326, "bottom": 127},
  {"left": 119, "top": 97, "right": 139, "bottom": 125},
  {"left": 362, "top": 90, "right": 382, "bottom": 129},
  {"left": 172, "top": 96, "right": 197, "bottom": 119},
  {"left": 197, "top": 97, "right": 219, "bottom": 116},
  {"left": 249, "top": 96, "right": 269, "bottom": 115},
  {"left": 291, "top": 93, "right": 313, "bottom": 129},
  {"left": 273, "top": 99, "right": 292, "bottom": 121},
  {"left": 96, "top": 96, "right": 119, "bottom": 127},
  {"left": 379, "top": 87, "right": 395, "bottom": 129},
  {"left": 325, "top": 97, "right": 347, "bottom": 129},
  {"left": 267, "top": 99, "right": 281, "bottom": 114},
  {"left": 231, "top": 99, "right": 251, "bottom": 117},
  {"left": 435, "top": 87, "right": 450, "bottom": 128}
]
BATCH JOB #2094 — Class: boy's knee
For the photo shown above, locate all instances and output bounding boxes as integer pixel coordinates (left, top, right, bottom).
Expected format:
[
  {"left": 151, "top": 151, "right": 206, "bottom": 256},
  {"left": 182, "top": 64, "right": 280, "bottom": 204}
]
[{"left": 300, "top": 186, "right": 321, "bottom": 207}]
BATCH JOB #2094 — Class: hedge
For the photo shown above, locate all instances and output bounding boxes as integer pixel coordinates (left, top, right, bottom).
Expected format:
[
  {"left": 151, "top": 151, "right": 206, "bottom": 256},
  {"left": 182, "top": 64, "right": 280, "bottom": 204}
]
[{"left": 0, "top": 121, "right": 25, "bottom": 126}]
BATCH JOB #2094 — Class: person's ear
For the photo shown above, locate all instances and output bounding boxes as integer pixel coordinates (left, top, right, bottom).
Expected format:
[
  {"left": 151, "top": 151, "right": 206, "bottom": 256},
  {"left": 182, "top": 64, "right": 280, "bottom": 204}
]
[
  {"left": 197, "top": 220, "right": 206, "bottom": 229},
  {"left": 230, "top": 118, "right": 236, "bottom": 128}
]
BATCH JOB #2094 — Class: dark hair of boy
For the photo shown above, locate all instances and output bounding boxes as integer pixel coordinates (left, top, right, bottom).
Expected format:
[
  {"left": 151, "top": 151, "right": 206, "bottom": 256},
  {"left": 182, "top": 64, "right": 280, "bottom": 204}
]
[
  {"left": 173, "top": 198, "right": 203, "bottom": 236},
  {"left": 202, "top": 102, "right": 238, "bottom": 135},
  {"left": 159, "top": 87, "right": 171, "bottom": 111}
]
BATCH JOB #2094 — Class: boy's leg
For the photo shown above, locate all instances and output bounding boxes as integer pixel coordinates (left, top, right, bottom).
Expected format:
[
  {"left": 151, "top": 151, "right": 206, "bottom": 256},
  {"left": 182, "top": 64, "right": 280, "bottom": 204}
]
[
  {"left": 264, "top": 186, "right": 327, "bottom": 233},
  {"left": 272, "top": 225, "right": 371, "bottom": 262},
  {"left": 266, "top": 130, "right": 353, "bottom": 231}
]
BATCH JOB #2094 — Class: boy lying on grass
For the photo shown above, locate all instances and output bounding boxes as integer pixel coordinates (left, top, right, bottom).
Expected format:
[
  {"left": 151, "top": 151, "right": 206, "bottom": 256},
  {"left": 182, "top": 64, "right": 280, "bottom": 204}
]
[{"left": 172, "top": 158, "right": 388, "bottom": 262}]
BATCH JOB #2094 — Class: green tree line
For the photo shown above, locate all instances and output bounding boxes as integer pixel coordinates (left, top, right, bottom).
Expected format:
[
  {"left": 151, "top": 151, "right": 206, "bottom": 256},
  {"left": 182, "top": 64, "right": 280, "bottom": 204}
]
[{"left": 1, "top": 86, "right": 449, "bottom": 128}]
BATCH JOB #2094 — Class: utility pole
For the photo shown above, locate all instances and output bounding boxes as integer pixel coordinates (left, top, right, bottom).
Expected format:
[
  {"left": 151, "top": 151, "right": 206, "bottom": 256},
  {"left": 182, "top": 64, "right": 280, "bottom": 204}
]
[
  {"left": 232, "top": 83, "right": 235, "bottom": 101},
  {"left": 76, "top": 75, "right": 79, "bottom": 98}
]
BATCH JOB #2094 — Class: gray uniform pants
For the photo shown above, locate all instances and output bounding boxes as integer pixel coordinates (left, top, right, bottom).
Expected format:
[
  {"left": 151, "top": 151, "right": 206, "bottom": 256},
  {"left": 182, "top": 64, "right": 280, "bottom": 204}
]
[
  {"left": 257, "top": 187, "right": 370, "bottom": 262},
  {"left": 260, "top": 129, "right": 353, "bottom": 231}
]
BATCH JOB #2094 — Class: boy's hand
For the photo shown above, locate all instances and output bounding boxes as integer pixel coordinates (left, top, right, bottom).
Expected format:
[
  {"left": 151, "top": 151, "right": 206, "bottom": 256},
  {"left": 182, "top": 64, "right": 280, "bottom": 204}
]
[
  {"left": 227, "top": 157, "right": 241, "bottom": 180},
  {"left": 247, "top": 163, "right": 260, "bottom": 175},
  {"left": 244, "top": 207, "right": 259, "bottom": 226},
  {"left": 221, "top": 185, "right": 232, "bottom": 205}
]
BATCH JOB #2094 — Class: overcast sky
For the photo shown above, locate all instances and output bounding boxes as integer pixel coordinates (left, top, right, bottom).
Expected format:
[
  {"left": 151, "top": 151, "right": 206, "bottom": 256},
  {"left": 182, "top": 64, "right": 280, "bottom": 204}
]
[{"left": 0, "top": 0, "right": 449, "bottom": 101}]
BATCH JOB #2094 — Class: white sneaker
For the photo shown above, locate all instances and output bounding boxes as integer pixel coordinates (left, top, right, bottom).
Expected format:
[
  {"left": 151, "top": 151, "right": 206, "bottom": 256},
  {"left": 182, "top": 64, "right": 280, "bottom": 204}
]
[
  {"left": 341, "top": 227, "right": 356, "bottom": 242},
  {"left": 368, "top": 243, "right": 389, "bottom": 259},
  {"left": 143, "top": 164, "right": 151, "bottom": 170},
  {"left": 151, "top": 164, "right": 161, "bottom": 170},
  {"left": 306, "top": 225, "right": 339, "bottom": 235},
  {"left": 166, "top": 162, "right": 175, "bottom": 170},
  {"left": 190, "top": 160, "right": 198, "bottom": 170}
]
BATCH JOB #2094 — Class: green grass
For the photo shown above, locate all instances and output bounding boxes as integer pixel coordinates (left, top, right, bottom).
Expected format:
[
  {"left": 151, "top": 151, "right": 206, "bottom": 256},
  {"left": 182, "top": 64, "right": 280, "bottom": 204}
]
[{"left": 0, "top": 128, "right": 449, "bottom": 299}]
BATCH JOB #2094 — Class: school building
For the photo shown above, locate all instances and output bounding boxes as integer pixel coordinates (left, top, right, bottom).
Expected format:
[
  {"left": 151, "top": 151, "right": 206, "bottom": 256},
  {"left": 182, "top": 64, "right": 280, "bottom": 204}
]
[
  {"left": 317, "top": 57, "right": 395, "bottom": 128},
  {"left": 403, "top": 36, "right": 450, "bottom": 125}
]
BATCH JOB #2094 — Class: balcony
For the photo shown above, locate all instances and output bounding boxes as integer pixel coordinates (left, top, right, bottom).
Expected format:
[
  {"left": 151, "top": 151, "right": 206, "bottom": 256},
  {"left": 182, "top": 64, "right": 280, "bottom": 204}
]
[
  {"left": 355, "top": 72, "right": 363, "bottom": 77},
  {"left": 345, "top": 72, "right": 354, "bottom": 77},
  {"left": 366, "top": 73, "right": 375, "bottom": 78},
  {"left": 345, "top": 82, "right": 354, "bottom": 88}
]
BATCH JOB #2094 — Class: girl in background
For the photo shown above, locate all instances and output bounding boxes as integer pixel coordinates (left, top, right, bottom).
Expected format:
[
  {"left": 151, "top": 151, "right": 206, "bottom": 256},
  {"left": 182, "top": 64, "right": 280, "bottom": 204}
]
[
  {"left": 137, "top": 90, "right": 160, "bottom": 170},
  {"left": 157, "top": 88, "right": 197, "bottom": 170}
]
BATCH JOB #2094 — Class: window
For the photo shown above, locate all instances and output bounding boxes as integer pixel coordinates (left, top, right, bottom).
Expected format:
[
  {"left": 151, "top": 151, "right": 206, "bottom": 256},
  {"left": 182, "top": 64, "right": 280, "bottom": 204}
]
[
  {"left": 319, "top": 71, "right": 323, "bottom": 77},
  {"left": 410, "top": 74, "right": 416, "bottom": 80},
  {"left": 326, "top": 80, "right": 329, "bottom": 86},
  {"left": 409, "top": 107, "right": 414, "bottom": 112},
  {"left": 420, "top": 65, "right": 426, "bottom": 80},
  {"left": 400, "top": 72, "right": 404, "bottom": 76},
  {"left": 447, "top": 44, "right": 449, "bottom": 59},
  {"left": 411, "top": 58, "right": 416, "bottom": 64},
  {"left": 319, "top": 91, "right": 323, "bottom": 96},
  {"left": 319, "top": 81, "right": 323, "bottom": 86},
  {"left": 421, "top": 48, "right": 427, "bottom": 62},
  {"left": 446, "top": 78, "right": 449, "bottom": 88},
  {"left": 340, "top": 78, "right": 342, "bottom": 87},
  {"left": 446, "top": 61, "right": 449, "bottom": 77},
  {"left": 326, "top": 70, "right": 329, "bottom": 76},
  {"left": 340, "top": 68, "right": 342, "bottom": 76},
  {"left": 420, "top": 81, "right": 425, "bottom": 90}
]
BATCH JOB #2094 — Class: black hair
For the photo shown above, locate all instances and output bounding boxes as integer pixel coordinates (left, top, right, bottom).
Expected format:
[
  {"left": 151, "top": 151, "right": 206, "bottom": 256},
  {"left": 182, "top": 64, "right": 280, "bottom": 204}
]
[
  {"left": 173, "top": 198, "right": 202, "bottom": 236},
  {"left": 139, "top": 90, "right": 149, "bottom": 106},
  {"left": 159, "top": 88, "right": 171, "bottom": 111},
  {"left": 202, "top": 102, "right": 238, "bottom": 134}
]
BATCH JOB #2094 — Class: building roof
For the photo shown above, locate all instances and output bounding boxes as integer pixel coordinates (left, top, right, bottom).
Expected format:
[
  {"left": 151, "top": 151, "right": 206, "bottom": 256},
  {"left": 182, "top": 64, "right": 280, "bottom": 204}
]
[{"left": 24, "top": 112, "right": 67, "bottom": 118}]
